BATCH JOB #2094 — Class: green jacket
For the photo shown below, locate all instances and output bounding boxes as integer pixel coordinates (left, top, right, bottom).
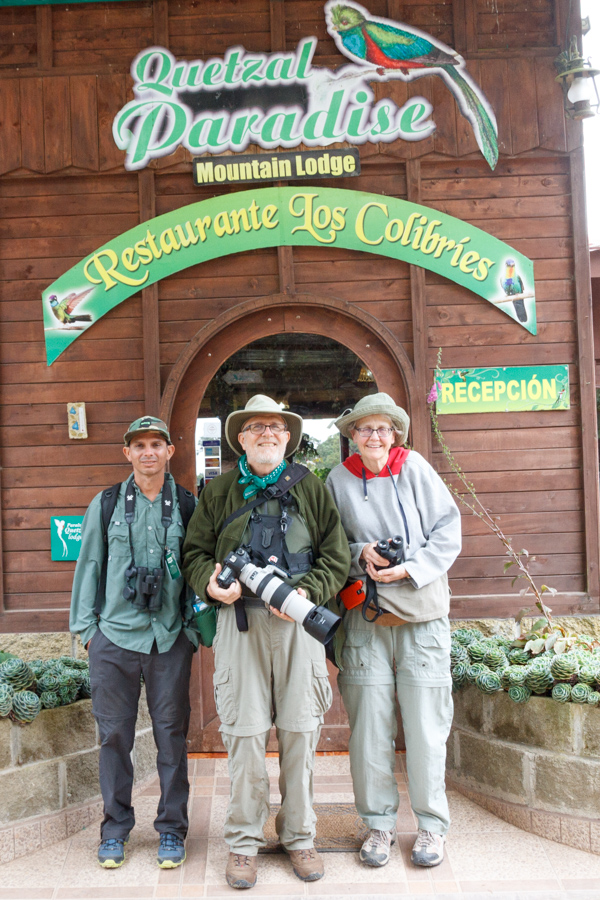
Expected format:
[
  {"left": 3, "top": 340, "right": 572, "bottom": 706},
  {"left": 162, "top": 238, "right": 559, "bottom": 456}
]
[{"left": 182, "top": 467, "right": 350, "bottom": 618}]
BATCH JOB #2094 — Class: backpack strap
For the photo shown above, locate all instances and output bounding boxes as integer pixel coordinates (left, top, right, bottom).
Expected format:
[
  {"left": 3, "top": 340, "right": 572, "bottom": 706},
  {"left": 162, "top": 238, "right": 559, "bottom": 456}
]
[
  {"left": 93, "top": 482, "right": 123, "bottom": 618},
  {"left": 93, "top": 480, "right": 197, "bottom": 620},
  {"left": 221, "top": 463, "right": 310, "bottom": 531}
]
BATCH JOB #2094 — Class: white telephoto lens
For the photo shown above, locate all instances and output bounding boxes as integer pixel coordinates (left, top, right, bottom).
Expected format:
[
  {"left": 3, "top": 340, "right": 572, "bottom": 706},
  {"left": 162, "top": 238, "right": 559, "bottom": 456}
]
[{"left": 279, "top": 590, "right": 314, "bottom": 623}]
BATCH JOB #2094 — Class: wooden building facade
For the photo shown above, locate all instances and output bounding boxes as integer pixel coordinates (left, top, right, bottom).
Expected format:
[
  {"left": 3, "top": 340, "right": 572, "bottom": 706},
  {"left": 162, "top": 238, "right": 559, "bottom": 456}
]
[{"left": 0, "top": 0, "right": 598, "bottom": 748}]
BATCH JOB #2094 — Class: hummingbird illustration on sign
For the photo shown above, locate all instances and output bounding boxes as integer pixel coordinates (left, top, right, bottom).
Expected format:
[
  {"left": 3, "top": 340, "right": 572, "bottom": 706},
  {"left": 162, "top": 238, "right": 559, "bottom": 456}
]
[
  {"left": 325, "top": 1, "right": 498, "bottom": 169},
  {"left": 500, "top": 258, "right": 529, "bottom": 323},
  {"left": 55, "top": 519, "right": 68, "bottom": 557},
  {"left": 49, "top": 288, "right": 94, "bottom": 326}
]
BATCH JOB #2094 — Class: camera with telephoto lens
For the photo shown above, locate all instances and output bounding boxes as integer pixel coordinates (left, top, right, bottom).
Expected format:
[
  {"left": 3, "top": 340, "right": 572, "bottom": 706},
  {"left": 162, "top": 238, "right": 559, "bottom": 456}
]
[
  {"left": 217, "top": 547, "right": 341, "bottom": 645},
  {"left": 373, "top": 535, "right": 405, "bottom": 570},
  {"left": 123, "top": 565, "right": 164, "bottom": 612}
]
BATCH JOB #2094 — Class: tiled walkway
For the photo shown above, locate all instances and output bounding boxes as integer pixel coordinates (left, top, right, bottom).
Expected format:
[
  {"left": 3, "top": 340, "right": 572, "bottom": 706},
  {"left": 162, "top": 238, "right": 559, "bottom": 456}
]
[{"left": 1, "top": 754, "right": 600, "bottom": 900}]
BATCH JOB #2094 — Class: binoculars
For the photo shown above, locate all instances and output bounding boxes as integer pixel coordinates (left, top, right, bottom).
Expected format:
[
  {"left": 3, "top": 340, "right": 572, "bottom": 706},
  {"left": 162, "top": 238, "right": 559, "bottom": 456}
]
[
  {"left": 373, "top": 535, "right": 405, "bottom": 570},
  {"left": 123, "top": 565, "right": 164, "bottom": 612}
]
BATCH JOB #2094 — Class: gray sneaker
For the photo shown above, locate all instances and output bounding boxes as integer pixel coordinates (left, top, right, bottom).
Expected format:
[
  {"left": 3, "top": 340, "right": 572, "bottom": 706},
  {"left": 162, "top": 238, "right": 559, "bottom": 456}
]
[
  {"left": 411, "top": 830, "right": 445, "bottom": 867},
  {"left": 359, "top": 828, "right": 396, "bottom": 867}
]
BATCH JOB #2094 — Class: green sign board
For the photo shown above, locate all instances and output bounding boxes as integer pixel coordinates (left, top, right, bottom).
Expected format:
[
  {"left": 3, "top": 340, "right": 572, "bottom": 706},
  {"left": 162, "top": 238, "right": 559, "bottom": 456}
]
[
  {"left": 435, "top": 366, "right": 570, "bottom": 415},
  {"left": 42, "top": 186, "right": 536, "bottom": 365},
  {"left": 50, "top": 516, "right": 84, "bottom": 561}
]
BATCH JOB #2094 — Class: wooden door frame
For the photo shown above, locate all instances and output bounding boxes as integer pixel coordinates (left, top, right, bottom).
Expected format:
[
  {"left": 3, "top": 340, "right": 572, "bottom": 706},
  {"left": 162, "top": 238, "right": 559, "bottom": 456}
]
[{"left": 163, "top": 290, "right": 420, "bottom": 751}]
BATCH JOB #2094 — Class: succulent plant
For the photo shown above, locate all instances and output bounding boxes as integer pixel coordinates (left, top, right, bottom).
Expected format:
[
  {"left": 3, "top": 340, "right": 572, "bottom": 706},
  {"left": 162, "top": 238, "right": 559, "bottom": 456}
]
[
  {"left": 451, "top": 643, "right": 468, "bottom": 665},
  {"left": 508, "top": 648, "right": 531, "bottom": 665},
  {"left": 0, "top": 658, "right": 35, "bottom": 692},
  {"left": 502, "top": 665, "right": 528, "bottom": 689},
  {"left": 0, "top": 683, "right": 14, "bottom": 716},
  {"left": 466, "top": 662, "right": 489, "bottom": 684},
  {"left": 452, "top": 628, "right": 480, "bottom": 646},
  {"left": 524, "top": 666, "right": 554, "bottom": 695},
  {"left": 587, "top": 691, "right": 600, "bottom": 706},
  {"left": 39, "top": 691, "right": 61, "bottom": 709},
  {"left": 578, "top": 664, "right": 600, "bottom": 685},
  {"left": 483, "top": 646, "right": 508, "bottom": 670},
  {"left": 508, "top": 685, "right": 531, "bottom": 703},
  {"left": 476, "top": 670, "right": 502, "bottom": 694},
  {"left": 466, "top": 641, "right": 488, "bottom": 663},
  {"left": 570, "top": 682, "right": 592, "bottom": 704},
  {"left": 37, "top": 673, "right": 60, "bottom": 693},
  {"left": 11, "top": 690, "right": 41, "bottom": 723},
  {"left": 550, "top": 653, "right": 579, "bottom": 681},
  {"left": 552, "top": 682, "right": 572, "bottom": 703},
  {"left": 78, "top": 675, "right": 92, "bottom": 699}
]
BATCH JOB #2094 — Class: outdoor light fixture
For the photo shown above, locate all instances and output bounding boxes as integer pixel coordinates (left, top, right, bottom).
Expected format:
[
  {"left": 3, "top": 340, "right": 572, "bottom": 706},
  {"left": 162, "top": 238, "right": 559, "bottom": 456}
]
[{"left": 555, "top": 35, "right": 600, "bottom": 120}]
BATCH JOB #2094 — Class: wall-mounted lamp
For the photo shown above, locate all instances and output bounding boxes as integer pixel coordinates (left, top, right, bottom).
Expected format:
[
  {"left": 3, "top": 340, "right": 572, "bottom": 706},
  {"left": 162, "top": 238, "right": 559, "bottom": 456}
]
[{"left": 555, "top": 35, "right": 600, "bottom": 120}]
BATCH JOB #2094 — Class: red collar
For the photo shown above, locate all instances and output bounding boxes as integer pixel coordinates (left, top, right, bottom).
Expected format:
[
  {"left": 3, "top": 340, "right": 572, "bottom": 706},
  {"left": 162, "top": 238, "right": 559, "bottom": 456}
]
[{"left": 343, "top": 446, "right": 410, "bottom": 479}]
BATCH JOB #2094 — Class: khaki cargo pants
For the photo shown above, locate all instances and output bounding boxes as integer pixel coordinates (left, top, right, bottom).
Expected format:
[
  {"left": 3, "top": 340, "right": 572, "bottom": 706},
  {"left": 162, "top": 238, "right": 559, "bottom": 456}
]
[{"left": 213, "top": 604, "right": 332, "bottom": 854}]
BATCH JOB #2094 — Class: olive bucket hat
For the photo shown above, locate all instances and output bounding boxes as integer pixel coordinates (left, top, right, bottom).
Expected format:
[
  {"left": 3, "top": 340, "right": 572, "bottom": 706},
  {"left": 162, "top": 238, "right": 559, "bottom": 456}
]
[
  {"left": 334, "top": 393, "right": 410, "bottom": 446},
  {"left": 225, "top": 394, "right": 304, "bottom": 457}
]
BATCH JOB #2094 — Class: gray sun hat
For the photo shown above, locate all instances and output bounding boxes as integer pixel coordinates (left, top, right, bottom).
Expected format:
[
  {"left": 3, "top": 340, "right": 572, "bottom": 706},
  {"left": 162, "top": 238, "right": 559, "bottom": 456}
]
[
  {"left": 334, "top": 393, "right": 410, "bottom": 446},
  {"left": 225, "top": 394, "right": 304, "bottom": 457}
]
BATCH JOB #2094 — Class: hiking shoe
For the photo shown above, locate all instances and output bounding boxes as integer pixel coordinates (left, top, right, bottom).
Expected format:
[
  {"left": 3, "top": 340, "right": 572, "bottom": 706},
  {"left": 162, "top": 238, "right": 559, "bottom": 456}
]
[
  {"left": 286, "top": 846, "right": 324, "bottom": 882},
  {"left": 157, "top": 833, "right": 186, "bottom": 868},
  {"left": 359, "top": 828, "right": 396, "bottom": 867},
  {"left": 98, "top": 837, "right": 127, "bottom": 868},
  {"left": 226, "top": 852, "right": 257, "bottom": 889},
  {"left": 411, "top": 829, "right": 445, "bottom": 867}
]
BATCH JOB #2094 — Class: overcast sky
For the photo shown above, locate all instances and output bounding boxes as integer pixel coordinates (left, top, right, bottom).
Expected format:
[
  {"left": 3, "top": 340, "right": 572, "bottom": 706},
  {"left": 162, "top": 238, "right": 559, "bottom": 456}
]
[{"left": 581, "top": 0, "right": 600, "bottom": 246}]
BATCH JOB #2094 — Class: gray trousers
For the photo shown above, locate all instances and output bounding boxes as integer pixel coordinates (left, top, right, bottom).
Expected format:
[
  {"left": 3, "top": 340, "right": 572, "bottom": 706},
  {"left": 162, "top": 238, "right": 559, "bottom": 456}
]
[
  {"left": 88, "top": 628, "right": 194, "bottom": 840},
  {"left": 338, "top": 611, "right": 453, "bottom": 835}
]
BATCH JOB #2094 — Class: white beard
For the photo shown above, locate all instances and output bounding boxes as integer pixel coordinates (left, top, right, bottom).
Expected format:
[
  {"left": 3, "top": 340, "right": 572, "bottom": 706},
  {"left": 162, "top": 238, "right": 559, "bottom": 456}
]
[{"left": 247, "top": 445, "right": 285, "bottom": 468}]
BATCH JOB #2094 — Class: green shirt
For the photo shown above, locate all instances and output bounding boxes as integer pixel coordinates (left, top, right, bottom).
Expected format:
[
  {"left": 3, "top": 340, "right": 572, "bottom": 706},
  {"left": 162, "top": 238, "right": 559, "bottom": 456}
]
[
  {"left": 182, "top": 467, "right": 351, "bottom": 611},
  {"left": 70, "top": 475, "right": 198, "bottom": 653}
]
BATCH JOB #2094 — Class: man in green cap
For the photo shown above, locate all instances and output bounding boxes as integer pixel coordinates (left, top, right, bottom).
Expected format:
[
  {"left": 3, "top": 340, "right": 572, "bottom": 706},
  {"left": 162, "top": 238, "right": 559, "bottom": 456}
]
[
  {"left": 183, "top": 395, "right": 350, "bottom": 890},
  {"left": 70, "top": 415, "right": 197, "bottom": 871}
]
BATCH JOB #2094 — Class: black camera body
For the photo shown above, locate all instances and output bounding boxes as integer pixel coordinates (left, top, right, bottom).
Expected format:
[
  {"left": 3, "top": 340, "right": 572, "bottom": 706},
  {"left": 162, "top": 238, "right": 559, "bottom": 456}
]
[
  {"left": 374, "top": 535, "right": 405, "bottom": 570},
  {"left": 217, "top": 546, "right": 340, "bottom": 645},
  {"left": 123, "top": 565, "right": 164, "bottom": 612}
]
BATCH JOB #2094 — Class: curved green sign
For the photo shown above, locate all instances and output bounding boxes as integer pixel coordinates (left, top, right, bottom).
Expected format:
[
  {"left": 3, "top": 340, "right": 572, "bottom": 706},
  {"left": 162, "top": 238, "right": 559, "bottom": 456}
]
[{"left": 42, "top": 186, "right": 536, "bottom": 365}]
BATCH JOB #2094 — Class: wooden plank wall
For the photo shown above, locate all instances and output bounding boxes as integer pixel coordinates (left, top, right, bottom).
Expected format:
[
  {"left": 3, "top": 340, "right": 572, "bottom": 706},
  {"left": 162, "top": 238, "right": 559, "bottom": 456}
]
[{"left": 0, "top": 0, "right": 597, "bottom": 633}]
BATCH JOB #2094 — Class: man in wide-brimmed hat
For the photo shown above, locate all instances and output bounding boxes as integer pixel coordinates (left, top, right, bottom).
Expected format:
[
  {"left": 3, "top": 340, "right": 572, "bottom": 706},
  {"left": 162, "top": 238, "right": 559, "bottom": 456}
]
[{"left": 183, "top": 395, "right": 350, "bottom": 890}]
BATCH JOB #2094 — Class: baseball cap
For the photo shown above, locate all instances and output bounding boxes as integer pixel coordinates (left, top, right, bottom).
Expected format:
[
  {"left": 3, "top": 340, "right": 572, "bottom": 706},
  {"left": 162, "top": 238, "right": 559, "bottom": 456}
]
[{"left": 123, "top": 416, "right": 172, "bottom": 445}]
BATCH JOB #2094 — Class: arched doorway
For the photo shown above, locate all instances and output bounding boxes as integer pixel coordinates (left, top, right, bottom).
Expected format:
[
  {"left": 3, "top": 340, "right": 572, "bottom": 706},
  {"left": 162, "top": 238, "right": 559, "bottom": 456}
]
[{"left": 162, "top": 293, "right": 417, "bottom": 751}]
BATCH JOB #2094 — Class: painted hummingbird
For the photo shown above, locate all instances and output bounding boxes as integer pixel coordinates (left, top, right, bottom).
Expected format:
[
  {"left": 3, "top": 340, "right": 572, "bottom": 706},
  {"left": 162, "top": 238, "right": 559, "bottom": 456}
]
[
  {"left": 500, "top": 259, "right": 527, "bottom": 322},
  {"left": 327, "top": 2, "right": 498, "bottom": 170},
  {"left": 49, "top": 289, "right": 93, "bottom": 325}
]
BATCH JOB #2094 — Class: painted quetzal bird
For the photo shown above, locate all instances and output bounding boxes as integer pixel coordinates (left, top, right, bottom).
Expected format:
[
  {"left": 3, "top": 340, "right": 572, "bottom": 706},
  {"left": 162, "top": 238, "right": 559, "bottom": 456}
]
[
  {"left": 500, "top": 259, "right": 527, "bottom": 323},
  {"left": 327, "top": 2, "right": 498, "bottom": 170},
  {"left": 49, "top": 289, "right": 93, "bottom": 325}
]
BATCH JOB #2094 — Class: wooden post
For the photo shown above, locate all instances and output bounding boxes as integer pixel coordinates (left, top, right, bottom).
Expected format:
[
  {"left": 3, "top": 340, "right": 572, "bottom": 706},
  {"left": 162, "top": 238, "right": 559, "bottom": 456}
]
[
  {"left": 153, "top": 0, "right": 169, "bottom": 46},
  {"left": 570, "top": 148, "right": 600, "bottom": 605},
  {"left": 138, "top": 169, "right": 161, "bottom": 416},
  {"left": 36, "top": 5, "right": 53, "bottom": 70},
  {"left": 406, "top": 159, "right": 432, "bottom": 460}
]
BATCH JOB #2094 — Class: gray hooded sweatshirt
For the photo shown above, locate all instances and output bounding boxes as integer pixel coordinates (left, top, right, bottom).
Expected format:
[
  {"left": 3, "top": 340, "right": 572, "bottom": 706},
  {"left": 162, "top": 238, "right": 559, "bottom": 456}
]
[{"left": 326, "top": 450, "right": 462, "bottom": 622}]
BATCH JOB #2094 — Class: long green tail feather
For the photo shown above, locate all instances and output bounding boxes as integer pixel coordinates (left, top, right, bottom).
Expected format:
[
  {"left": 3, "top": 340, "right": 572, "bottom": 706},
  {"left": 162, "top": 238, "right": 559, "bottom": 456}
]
[{"left": 442, "top": 65, "right": 498, "bottom": 170}]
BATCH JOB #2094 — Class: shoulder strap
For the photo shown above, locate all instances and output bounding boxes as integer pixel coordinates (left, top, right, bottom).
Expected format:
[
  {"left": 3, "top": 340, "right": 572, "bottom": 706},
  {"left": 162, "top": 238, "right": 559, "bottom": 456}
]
[
  {"left": 221, "top": 463, "right": 310, "bottom": 531},
  {"left": 175, "top": 483, "right": 196, "bottom": 530},
  {"left": 93, "top": 482, "right": 123, "bottom": 617}
]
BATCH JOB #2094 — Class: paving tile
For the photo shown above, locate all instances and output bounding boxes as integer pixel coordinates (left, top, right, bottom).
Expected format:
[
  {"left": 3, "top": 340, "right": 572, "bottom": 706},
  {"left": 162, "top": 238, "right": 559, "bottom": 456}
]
[
  {"left": 307, "top": 886, "right": 409, "bottom": 895},
  {"left": 0, "top": 842, "right": 71, "bottom": 887},
  {"left": 458, "top": 879, "right": 562, "bottom": 893},
  {"left": 537, "top": 836, "right": 600, "bottom": 878},
  {"left": 56, "top": 890, "right": 156, "bottom": 898},
  {"left": 0, "top": 892, "right": 54, "bottom": 899},
  {"left": 445, "top": 791, "right": 520, "bottom": 835},
  {"left": 189, "top": 795, "right": 213, "bottom": 837},
  {"left": 182, "top": 839, "right": 208, "bottom": 885},
  {"left": 445, "top": 832, "right": 545, "bottom": 880}
]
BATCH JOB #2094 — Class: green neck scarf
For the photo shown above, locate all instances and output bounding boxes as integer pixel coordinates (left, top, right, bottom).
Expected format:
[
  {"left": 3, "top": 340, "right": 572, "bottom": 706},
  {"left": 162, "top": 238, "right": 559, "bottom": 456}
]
[{"left": 238, "top": 454, "right": 287, "bottom": 500}]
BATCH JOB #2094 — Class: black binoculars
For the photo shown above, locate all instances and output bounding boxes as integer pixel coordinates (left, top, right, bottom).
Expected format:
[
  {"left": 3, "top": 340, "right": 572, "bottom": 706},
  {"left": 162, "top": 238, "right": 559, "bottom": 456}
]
[
  {"left": 374, "top": 535, "right": 405, "bottom": 570},
  {"left": 123, "top": 565, "right": 164, "bottom": 612}
]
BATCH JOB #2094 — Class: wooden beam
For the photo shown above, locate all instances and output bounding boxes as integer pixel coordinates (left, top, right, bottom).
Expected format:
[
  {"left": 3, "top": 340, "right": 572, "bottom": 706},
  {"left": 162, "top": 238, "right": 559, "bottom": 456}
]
[
  {"left": 138, "top": 169, "right": 161, "bottom": 416},
  {"left": 406, "top": 159, "right": 432, "bottom": 461},
  {"left": 153, "top": 0, "right": 169, "bottom": 46},
  {"left": 270, "top": 0, "right": 286, "bottom": 52},
  {"left": 277, "top": 246, "right": 295, "bottom": 294},
  {"left": 570, "top": 147, "right": 600, "bottom": 605},
  {"left": 36, "top": 5, "right": 53, "bottom": 70}
]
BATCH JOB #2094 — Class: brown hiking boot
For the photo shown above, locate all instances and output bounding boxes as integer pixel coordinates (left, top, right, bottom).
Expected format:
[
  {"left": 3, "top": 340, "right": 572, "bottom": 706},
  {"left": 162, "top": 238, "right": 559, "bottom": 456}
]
[
  {"left": 226, "top": 852, "right": 257, "bottom": 889},
  {"left": 286, "top": 846, "right": 324, "bottom": 882}
]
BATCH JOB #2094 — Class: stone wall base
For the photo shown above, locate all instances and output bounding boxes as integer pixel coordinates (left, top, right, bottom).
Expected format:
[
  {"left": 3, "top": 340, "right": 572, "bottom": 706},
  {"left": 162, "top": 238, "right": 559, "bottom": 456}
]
[
  {"left": 0, "top": 771, "right": 156, "bottom": 865},
  {"left": 447, "top": 777, "right": 600, "bottom": 856}
]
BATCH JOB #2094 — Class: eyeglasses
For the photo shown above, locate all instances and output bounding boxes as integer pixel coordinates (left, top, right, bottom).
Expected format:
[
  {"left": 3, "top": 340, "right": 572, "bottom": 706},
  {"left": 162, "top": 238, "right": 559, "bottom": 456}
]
[
  {"left": 354, "top": 426, "right": 394, "bottom": 437},
  {"left": 242, "top": 423, "right": 288, "bottom": 435}
]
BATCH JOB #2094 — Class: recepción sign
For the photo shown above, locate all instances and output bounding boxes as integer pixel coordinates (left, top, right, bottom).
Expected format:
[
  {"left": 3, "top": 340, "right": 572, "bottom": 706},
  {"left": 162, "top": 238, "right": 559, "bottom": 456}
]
[
  {"left": 435, "top": 366, "right": 570, "bottom": 415},
  {"left": 50, "top": 516, "right": 84, "bottom": 561},
  {"left": 42, "top": 186, "right": 537, "bottom": 364}
]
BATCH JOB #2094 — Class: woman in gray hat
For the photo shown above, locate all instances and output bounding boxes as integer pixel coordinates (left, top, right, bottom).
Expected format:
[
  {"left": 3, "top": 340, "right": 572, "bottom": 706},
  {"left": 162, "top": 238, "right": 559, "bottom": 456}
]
[{"left": 325, "top": 393, "right": 461, "bottom": 869}]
